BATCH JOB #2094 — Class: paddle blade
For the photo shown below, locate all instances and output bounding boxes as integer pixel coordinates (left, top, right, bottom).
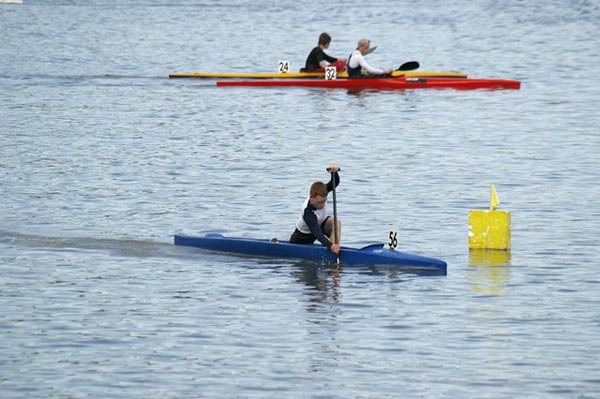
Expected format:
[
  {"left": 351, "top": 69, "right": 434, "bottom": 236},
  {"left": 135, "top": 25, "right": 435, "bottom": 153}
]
[
  {"left": 397, "top": 61, "right": 420, "bottom": 71},
  {"left": 365, "top": 45, "right": 377, "bottom": 55}
]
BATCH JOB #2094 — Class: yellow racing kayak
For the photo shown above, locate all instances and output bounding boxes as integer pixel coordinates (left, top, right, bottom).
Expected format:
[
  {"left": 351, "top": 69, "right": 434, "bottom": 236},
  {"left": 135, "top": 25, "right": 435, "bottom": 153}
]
[{"left": 169, "top": 70, "right": 468, "bottom": 79}]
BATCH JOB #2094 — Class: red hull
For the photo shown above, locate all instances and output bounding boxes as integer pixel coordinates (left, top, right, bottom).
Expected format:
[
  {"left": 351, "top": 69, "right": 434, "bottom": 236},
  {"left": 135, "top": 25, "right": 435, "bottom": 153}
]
[{"left": 217, "top": 76, "right": 520, "bottom": 90}]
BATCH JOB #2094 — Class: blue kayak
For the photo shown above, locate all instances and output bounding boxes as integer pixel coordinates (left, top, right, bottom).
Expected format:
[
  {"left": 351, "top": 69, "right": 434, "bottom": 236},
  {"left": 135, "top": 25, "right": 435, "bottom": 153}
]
[{"left": 174, "top": 233, "right": 447, "bottom": 273}]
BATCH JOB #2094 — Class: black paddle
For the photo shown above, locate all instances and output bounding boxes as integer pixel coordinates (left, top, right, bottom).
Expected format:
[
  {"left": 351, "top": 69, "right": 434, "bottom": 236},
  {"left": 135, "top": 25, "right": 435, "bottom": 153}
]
[
  {"left": 397, "top": 61, "right": 420, "bottom": 71},
  {"left": 365, "top": 46, "right": 378, "bottom": 55},
  {"left": 359, "top": 61, "right": 420, "bottom": 79},
  {"left": 327, "top": 167, "right": 340, "bottom": 266}
]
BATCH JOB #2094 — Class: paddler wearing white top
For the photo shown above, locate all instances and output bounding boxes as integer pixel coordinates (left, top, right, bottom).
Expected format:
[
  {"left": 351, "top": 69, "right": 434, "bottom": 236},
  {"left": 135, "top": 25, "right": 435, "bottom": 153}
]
[
  {"left": 289, "top": 164, "right": 341, "bottom": 255},
  {"left": 346, "top": 38, "right": 393, "bottom": 77}
]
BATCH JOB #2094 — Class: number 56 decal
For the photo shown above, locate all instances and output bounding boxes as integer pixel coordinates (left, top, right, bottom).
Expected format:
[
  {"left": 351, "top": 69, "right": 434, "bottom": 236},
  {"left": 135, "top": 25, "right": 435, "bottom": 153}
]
[{"left": 388, "top": 231, "right": 398, "bottom": 249}]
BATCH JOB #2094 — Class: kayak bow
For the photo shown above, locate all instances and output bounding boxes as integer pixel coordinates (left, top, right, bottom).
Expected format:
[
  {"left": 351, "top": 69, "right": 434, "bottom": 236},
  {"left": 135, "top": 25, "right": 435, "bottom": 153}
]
[
  {"left": 174, "top": 233, "right": 447, "bottom": 273},
  {"left": 216, "top": 76, "right": 520, "bottom": 90}
]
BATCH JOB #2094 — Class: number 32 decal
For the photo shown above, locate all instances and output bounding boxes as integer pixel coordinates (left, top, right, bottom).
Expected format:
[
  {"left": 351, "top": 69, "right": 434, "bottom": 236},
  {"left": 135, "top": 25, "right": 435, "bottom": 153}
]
[{"left": 325, "top": 66, "right": 337, "bottom": 80}]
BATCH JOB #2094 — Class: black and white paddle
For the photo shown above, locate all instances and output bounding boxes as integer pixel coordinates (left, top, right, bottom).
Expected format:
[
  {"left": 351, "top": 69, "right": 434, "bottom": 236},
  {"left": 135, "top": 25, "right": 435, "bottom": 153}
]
[{"left": 327, "top": 167, "right": 340, "bottom": 266}]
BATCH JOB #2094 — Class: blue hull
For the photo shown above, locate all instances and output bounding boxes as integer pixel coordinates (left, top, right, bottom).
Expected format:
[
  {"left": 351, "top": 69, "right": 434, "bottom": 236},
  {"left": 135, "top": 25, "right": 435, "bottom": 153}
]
[{"left": 174, "top": 233, "right": 447, "bottom": 273}]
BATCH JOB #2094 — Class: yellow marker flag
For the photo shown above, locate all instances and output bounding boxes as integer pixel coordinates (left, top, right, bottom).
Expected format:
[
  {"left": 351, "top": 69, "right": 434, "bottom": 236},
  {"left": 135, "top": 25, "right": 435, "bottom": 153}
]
[{"left": 490, "top": 184, "right": 500, "bottom": 211}]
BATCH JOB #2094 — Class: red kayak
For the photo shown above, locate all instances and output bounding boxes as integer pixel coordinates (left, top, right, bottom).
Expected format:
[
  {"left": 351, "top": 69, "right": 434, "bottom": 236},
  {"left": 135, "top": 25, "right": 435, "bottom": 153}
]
[{"left": 217, "top": 76, "right": 521, "bottom": 90}]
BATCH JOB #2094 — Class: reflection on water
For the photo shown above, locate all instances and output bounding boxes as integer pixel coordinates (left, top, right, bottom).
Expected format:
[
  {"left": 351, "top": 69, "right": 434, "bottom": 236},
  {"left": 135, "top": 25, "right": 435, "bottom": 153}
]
[
  {"left": 293, "top": 262, "right": 443, "bottom": 311},
  {"left": 468, "top": 249, "right": 512, "bottom": 295},
  {"left": 293, "top": 264, "right": 342, "bottom": 306}
]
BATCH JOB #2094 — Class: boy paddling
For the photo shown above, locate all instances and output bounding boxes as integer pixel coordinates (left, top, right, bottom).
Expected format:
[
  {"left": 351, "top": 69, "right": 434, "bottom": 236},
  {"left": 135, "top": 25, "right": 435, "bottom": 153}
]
[
  {"left": 303, "top": 32, "right": 345, "bottom": 72},
  {"left": 289, "top": 165, "right": 341, "bottom": 255},
  {"left": 346, "top": 38, "right": 392, "bottom": 77}
]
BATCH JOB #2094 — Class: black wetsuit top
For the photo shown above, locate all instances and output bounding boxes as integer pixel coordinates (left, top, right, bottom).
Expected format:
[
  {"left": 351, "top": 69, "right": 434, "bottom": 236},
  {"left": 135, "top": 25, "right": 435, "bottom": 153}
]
[
  {"left": 290, "top": 172, "right": 340, "bottom": 248},
  {"left": 304, "top": 46, "right": 337, "bottom": 71}
]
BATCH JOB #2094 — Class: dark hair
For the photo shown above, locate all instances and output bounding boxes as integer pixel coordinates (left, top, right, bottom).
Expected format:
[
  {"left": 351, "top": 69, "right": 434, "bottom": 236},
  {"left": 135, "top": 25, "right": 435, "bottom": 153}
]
[{"left": 318, "top": 32, "right": 332, "bottom": 46}]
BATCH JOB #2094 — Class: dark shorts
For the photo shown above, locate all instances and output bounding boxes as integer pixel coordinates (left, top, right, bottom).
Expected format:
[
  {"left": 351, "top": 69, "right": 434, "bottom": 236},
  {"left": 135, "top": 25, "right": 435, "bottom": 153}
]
[{"left": 289, "top": 217, "right": 332, "bottom": 244}]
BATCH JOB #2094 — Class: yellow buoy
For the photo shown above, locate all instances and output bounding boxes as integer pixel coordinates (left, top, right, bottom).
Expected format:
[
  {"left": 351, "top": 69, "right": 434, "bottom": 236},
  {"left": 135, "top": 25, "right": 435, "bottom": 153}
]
[{"left": 468, "top": 185, "right": 511, "bottom": 250}]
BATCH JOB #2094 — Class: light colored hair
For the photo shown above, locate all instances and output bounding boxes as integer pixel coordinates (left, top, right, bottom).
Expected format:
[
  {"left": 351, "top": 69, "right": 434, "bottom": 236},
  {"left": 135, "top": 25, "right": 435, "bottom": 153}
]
[
  {"left": 310, "top": 182, "right": 328, "bottom": 198},
  {"left": 357, "top": 38, "right": 370, "bottom": 49}
]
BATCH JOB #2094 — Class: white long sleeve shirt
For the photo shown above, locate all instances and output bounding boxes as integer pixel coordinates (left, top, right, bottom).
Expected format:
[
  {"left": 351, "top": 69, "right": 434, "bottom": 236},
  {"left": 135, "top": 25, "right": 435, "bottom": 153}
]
[{"left": 347, "top": 50, "right": 384, "bottom": 75}]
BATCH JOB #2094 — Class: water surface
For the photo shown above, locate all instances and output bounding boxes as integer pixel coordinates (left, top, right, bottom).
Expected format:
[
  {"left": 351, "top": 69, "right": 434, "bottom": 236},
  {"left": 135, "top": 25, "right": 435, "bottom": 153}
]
[{"left": 1, "top": 1, "right": 599, "bottom": 398}]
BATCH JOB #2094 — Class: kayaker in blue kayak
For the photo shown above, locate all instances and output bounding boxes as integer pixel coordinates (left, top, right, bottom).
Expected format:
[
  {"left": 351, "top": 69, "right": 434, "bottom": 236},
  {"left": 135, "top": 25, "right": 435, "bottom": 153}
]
[
  {"left": 303, "top": 32, "right": 345, "bottom": 72},
  {"left": 346, "top": 38, "right": 392, "bottom": 77},
  {"left": 289, "top": 164, "right": 341, "bottom": 255}
]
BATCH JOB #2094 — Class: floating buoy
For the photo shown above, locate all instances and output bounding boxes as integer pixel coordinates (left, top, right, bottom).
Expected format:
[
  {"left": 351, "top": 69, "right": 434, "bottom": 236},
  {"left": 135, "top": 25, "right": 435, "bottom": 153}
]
[{"left": 468, "top": 185, "right": 511, "bottom": 250}]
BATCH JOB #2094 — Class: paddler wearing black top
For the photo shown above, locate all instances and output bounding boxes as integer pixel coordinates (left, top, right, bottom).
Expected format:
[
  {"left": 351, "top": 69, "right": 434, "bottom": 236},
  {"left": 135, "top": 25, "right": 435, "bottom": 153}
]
[
  {"left": 289, "top": 164, "right": 341, "bottom": 255},
  {"left": 303, "top": 32, "right": 345, "bottom": 72}
]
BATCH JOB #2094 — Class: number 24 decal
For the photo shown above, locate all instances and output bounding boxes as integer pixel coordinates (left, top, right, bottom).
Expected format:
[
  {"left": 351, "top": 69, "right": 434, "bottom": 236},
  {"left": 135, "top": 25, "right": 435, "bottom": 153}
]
[{"left": 278, "top": 60, "right": 290, "bottom": 73}]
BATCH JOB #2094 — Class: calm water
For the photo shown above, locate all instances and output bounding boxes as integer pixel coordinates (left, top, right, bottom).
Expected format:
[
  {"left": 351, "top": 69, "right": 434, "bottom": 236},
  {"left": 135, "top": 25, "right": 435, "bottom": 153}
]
[{"left": 1, "top": 1, "right": 600, "bottom": 398}]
